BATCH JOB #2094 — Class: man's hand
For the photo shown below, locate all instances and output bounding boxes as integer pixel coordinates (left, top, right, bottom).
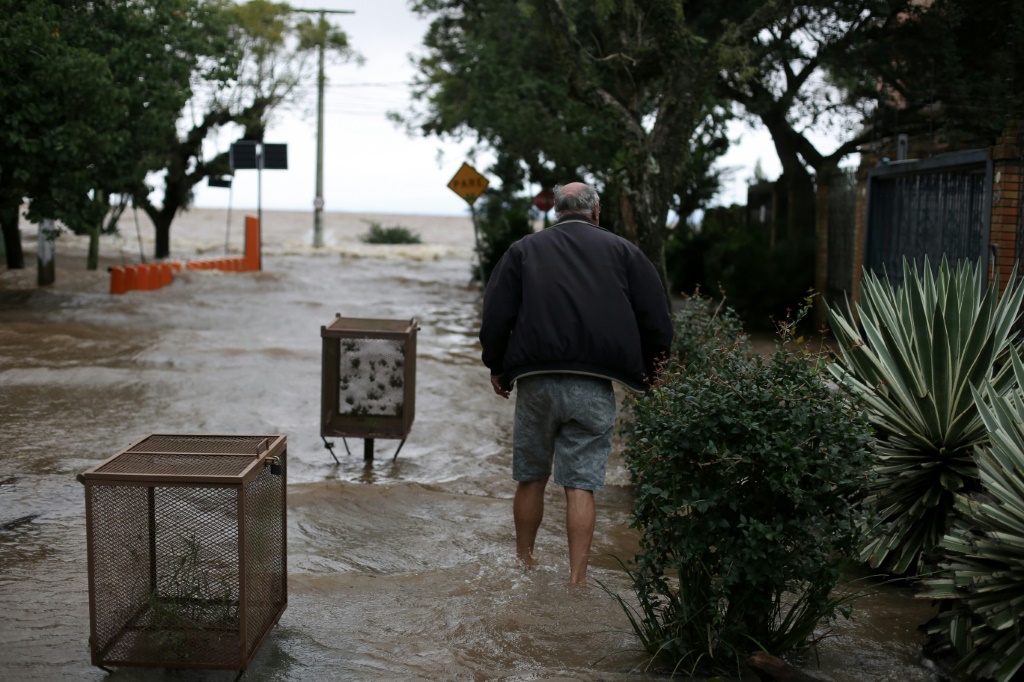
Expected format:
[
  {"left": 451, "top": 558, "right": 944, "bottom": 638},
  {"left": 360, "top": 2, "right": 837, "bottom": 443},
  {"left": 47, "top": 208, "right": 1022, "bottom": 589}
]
[{"left": 490, "top": 375, "right": 510, "bottom": 399}]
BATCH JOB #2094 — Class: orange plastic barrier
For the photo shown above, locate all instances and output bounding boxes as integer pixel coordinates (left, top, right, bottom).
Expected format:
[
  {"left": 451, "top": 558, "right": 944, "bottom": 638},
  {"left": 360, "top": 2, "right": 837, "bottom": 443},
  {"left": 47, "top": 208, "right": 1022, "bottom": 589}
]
[
  {"left": 109, "top": 216, "right": 261, "bottom": 294},
  {"left": 245, "top": 216, "right": 261, "bottom": 271},
  {"left": 125, "top": 266, "right": 138, "bottom": 292},
  {"left": 139, "top": 264, "right": 155, "bottom": 290},
  {"left": 109, "top": 267, "right": 127, "bottom": 295}
]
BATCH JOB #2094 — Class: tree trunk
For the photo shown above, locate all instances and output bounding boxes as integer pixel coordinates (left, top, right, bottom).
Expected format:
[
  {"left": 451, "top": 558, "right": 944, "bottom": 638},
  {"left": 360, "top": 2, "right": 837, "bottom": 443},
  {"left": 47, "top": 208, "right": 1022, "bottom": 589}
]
[
  {"left": 814, "top": 172, "right": 831, "bottom": 329},
  {"left": 37, "top": 218, "right": 55, "bottom": 286},
  {"left": 154, "top": 212, "right": 172, "bottom": 260},
  {"left": 1, "top": 203, "right": 25, "bottom": 269},
  {"left": 762, "top": 114, "right": 817, "bottom": 241},
  {"left": 87, "top": 223, "right": 100, "bottom": 271},
  {"left": 617, "top": 178, "right": 670, "bottom": 299}
]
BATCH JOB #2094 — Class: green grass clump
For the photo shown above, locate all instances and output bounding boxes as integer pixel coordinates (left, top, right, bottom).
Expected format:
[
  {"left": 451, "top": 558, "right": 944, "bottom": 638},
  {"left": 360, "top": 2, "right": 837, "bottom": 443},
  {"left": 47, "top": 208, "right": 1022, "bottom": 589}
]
[{"left": 359, "top": 221, "right": 421, "bottom": 244}]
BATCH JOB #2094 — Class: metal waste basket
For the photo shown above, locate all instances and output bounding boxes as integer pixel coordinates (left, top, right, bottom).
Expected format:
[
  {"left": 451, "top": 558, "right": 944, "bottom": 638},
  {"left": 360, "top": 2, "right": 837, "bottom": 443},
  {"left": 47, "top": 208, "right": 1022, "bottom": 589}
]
[{"left": 320, "top": 315, "right": 417, "bottom": 459}]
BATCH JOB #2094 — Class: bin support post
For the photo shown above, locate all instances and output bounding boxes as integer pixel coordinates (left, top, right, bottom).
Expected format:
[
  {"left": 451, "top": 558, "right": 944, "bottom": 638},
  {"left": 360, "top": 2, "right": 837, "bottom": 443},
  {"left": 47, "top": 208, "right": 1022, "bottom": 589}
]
[{"left": 364, "top": 438, "right": 374, "bottom": 462}]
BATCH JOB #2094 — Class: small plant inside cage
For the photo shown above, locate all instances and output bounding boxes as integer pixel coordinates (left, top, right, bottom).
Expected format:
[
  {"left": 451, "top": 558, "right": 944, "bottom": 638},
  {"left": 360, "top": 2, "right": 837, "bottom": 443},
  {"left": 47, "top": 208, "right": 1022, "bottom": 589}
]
[{"left": 128, "top": 533, "right": 240, "bottom": 663}]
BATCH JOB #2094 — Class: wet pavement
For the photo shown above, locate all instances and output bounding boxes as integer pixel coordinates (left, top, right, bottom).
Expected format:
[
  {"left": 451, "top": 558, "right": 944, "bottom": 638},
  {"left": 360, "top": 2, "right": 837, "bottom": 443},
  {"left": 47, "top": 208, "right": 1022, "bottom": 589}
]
[{"left": 0, "top": 209, "right": 938, "bottom": 680}]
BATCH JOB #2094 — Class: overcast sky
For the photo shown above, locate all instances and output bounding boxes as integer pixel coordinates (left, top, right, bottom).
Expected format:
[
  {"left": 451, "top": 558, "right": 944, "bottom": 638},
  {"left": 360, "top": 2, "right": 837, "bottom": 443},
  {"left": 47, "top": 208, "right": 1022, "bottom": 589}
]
[{"left": 189, "top": 0, "right": 791, "bottom": 217}]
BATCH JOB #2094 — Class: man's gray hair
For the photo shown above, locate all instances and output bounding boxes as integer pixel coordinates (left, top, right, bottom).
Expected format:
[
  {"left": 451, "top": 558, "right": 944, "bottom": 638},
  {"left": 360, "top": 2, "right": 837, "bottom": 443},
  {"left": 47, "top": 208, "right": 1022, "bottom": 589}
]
[{"left": 553, "top": 183, "right": 600, "bottom": 220}]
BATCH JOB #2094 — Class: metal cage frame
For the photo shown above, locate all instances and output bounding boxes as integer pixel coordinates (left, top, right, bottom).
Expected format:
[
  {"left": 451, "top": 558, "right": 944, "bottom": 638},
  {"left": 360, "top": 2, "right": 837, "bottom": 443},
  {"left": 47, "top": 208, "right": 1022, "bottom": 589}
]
[{"left": 78, "top": 434, "right": 288, "bottom": 672}]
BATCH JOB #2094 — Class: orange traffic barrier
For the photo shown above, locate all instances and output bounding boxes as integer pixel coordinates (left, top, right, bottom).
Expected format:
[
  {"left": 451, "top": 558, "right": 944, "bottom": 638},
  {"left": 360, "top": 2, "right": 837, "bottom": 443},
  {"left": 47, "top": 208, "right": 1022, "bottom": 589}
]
[
  {"left": 169, "top": 261, "right": 182, "bottom": 273},
  {"left": 138, "top": 264, "right": 154, "bottom": 290},
  {"left": 245, "top": 216, "right": 261, "bottom": 271},
  {"left": 159, "top": 262, "right": 173, "bottom": 287},
  {"left": 109, "top": 267, "right": 127, "bottom": 295},
  {"left": 124, "top": 265, "right": 138, "bottom": 292}
]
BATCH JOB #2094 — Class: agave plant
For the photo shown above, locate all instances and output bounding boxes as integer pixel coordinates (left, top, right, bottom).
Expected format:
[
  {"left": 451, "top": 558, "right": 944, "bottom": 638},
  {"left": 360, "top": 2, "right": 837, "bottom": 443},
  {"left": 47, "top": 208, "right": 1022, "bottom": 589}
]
[
  {"left": 920, "top": 350, "right": 1024, "bottom": 682},
  {"left": 825, "top": 257, "right": 1024, "bottom": 575}
]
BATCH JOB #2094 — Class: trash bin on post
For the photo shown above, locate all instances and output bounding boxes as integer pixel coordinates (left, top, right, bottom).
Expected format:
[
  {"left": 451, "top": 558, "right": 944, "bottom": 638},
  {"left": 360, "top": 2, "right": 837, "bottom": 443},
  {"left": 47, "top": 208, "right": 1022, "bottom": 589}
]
[{"left": 320, "top": 315, "right": 417, "bottom": 462}]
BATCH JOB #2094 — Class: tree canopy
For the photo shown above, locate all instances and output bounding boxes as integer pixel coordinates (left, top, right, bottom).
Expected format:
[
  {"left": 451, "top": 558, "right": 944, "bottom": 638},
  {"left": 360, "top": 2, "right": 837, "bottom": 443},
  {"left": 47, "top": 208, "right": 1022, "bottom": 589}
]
[
  {"left": 137, "top": 0, "right": 360, "bottom": 259},
  {"left": 406, "top": 0, "right": 1021, "bottom": 293},
  {"left": 0, "top": 0, "right": 236, "bottom": 269},
  {"left": 0, "top": 0, "right": 361, "bottom": 268}
]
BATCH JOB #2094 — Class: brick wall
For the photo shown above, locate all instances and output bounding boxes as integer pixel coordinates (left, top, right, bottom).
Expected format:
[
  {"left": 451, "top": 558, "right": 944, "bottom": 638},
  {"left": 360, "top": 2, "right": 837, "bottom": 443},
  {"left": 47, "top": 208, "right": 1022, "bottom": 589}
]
[{"left": 989, "top": 120, "right": 1022, "bottom": 292}]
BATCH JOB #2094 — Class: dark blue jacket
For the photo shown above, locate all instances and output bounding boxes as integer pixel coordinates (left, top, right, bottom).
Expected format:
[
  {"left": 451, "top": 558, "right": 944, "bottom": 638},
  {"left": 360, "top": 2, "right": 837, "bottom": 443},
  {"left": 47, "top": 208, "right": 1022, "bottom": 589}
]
[{"left": 479, "top": 214, "right": 673, "bottom": 391}]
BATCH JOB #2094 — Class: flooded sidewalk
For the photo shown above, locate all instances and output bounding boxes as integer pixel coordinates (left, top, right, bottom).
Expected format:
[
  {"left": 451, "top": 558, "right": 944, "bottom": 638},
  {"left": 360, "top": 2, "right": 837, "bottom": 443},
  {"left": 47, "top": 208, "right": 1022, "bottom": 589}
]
[{"left": 0, "top": 209, "right": 935, "bottom": 680}]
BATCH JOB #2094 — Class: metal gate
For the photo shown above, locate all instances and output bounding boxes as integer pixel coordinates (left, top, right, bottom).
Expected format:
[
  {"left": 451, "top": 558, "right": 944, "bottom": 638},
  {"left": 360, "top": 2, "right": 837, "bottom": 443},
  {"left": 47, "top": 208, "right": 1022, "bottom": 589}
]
[{"left": 864, "top": 149, "right": 992, "bottom": 286}]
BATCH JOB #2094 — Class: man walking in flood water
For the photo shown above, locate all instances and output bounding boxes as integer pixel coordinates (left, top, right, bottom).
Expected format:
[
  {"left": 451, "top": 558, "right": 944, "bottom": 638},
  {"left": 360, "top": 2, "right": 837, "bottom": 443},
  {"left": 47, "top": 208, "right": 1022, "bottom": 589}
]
[{"left": 479, "top": 181, "right": 673, "bottom": 588}]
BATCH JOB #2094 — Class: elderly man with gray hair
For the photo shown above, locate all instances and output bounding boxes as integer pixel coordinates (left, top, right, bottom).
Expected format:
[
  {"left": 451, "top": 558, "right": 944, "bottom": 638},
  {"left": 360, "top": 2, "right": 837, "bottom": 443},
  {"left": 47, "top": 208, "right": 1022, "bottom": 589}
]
[{"left": 479, "top": 181, "right": 673, "bottom": 588}]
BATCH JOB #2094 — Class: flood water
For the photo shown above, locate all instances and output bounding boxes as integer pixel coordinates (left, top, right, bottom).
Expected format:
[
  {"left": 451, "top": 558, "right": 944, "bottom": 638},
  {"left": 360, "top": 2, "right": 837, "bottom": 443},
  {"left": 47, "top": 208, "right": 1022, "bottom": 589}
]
[{"left": 0, "top": 209, "right": 938, "bottom": 680}]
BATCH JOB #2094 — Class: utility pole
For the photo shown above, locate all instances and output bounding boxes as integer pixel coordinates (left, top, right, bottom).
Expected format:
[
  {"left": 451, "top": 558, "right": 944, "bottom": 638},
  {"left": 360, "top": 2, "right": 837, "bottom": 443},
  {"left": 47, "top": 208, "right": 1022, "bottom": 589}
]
[{"left": 294, "top": 8, "right": 354, "bottom": 248}]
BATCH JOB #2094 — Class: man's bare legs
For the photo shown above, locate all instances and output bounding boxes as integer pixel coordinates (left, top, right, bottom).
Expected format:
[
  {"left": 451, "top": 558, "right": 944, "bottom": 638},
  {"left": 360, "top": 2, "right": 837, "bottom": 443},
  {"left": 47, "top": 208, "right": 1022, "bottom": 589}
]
[
  {"left": 514, "top": 479, "right": 597, "bottom": 587},
  {"left": 513, "top": 478, "right": 548, "bottom": 569},
  {"left": 565, "top": 486, "right": 595, "bottom": 588}
]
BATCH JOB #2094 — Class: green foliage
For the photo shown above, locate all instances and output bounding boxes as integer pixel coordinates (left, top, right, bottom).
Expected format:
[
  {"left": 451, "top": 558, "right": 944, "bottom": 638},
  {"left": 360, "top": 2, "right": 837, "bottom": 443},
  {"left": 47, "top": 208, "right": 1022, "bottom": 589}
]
[
  {"left": 704, "top": 236, "right": 816, "bottom": 331},
  {"left": 359, "top": 221, "right": 422, "bottom": 245},
  {"left": 138, "top": 0, "right": 361, "bottom": 259},
  {"left": 473, "top": 190, "right": 535, "bottom": 285},
  {"left": 920, "top": 351, "right": 1024, "bottom": 682},
  {"left": 668, "top": 291, "right": 749, "bottom": 369},
  {"left": 0, "top": 0, "right": 236, "bottom": 269},
  {"left": 620, "top": 299, "right": 876, "bottom": 675},
  {"left": 666, "top": 204, "right": 815, "bottom": 329},
  {"left": 139, "top": 534, "right": 237, "bottom": 661},
  {"left": 825, "top": 257, "right": 1024, "bottom": 576},
  {"left": 406, "top": 0, "right": 773, "bottom": 286}
]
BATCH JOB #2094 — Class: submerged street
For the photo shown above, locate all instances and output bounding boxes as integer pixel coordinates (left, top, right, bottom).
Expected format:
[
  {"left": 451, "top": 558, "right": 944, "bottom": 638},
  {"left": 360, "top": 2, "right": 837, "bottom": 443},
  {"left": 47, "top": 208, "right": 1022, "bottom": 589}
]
[{"left": 0, "top": 209, "right": 935, "bottom": 681}]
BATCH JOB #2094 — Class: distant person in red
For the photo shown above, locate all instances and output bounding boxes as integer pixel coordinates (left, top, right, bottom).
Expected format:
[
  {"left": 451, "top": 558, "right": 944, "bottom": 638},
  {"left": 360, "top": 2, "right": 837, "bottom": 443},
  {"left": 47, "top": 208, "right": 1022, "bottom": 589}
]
[{"left": 479, "top": 181, "right": 673, "bottom": 587}]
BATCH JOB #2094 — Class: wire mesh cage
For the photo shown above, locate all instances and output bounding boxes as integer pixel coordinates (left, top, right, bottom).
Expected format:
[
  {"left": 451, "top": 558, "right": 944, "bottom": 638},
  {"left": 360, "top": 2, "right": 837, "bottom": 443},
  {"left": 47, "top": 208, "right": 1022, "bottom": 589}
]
[
  {"left": 321, "top": 315, "right": 417, "bottom": 441},
  {"left": 78, "top": 434, "right": 287, "bottom": 672}
]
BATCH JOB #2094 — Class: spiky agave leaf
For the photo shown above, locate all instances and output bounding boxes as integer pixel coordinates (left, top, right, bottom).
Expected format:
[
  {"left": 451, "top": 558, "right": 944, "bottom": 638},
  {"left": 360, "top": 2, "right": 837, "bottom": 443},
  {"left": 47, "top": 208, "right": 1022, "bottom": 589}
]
[
  {"left": 920, "top": 353, "right": 1024, "bottom": 682},
  {"left": 826, "top": 257, "right": 1024, "bottom": 574}
]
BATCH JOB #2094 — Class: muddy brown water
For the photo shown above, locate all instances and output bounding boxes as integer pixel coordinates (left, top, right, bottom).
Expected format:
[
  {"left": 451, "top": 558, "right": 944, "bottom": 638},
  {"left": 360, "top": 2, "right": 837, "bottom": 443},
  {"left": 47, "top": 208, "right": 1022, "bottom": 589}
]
[{"left": 0, "top": 210, "right": 938, "bottom": 680}]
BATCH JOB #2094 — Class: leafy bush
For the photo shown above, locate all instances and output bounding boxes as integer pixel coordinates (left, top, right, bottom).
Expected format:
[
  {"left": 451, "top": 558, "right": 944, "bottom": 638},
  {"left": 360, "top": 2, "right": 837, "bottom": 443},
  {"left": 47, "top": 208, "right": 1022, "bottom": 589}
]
[
  {"left": 920, "top": 350, "right": 1024, "bottom": 682},
  {"left": 703, "top": 235, "right": 816, "bottom": 331},
  {"left": 359, "top": 221, "right": 422, "bottom": 244},
  {"left": 825, "top": 257, "right": 1024, "bottom": 575},
  {"left": 473, "top": 189, "right": 536, "bottom": 284},
  {"left": 617, "top": 301, "right": 876, "bottom": 675},
  {"left": 669, "top": 290, "right": 749, "bottom": 369}
]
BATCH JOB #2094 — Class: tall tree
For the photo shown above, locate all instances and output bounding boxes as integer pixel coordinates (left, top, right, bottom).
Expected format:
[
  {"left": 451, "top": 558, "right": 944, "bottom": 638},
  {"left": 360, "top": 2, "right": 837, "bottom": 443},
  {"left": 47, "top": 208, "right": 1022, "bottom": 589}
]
[
  {"left": 0, "top": 0, "right": 124, "bottom": 269},
  {"left": 408, "top": 1, "right": 791, "bottom": 288},
  {"left": 0, "top": 0, "right": 237, "bottom": 271},
  {"left": 136, "top": 0, "right": 360, "bottom": 259}
]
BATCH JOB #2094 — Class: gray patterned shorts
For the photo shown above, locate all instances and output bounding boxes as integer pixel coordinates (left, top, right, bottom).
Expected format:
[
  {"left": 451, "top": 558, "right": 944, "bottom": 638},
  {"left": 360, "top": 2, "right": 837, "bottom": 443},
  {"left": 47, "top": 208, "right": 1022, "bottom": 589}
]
[{"left": 512, "top": 373, "right": 617, "bottom": 491}]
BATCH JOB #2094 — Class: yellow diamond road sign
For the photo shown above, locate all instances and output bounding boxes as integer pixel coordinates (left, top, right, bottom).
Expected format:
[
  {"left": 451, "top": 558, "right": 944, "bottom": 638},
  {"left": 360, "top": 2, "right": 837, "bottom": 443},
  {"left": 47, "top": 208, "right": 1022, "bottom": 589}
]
[{"left": 447, "top": 162, "right": 489, "bottom": 206}]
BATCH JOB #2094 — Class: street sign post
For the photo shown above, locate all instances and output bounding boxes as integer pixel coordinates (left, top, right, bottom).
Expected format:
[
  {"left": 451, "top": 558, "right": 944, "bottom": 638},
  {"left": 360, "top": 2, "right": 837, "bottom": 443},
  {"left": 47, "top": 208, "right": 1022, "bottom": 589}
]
[
  {"left": 533, "top": 188, "right": 555, "bottom": 212},
  {"left": 447, "top": 162, "right": 489, "bottom": 206},
  {"left": 533, "top": 188, "right": 555, "bottom": 228},
  {"left": 229, "top": 141, "right": 289, "bottom": 270},
  {"left": 447, "top": 162, "right": 490, "bottom": 287}
]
